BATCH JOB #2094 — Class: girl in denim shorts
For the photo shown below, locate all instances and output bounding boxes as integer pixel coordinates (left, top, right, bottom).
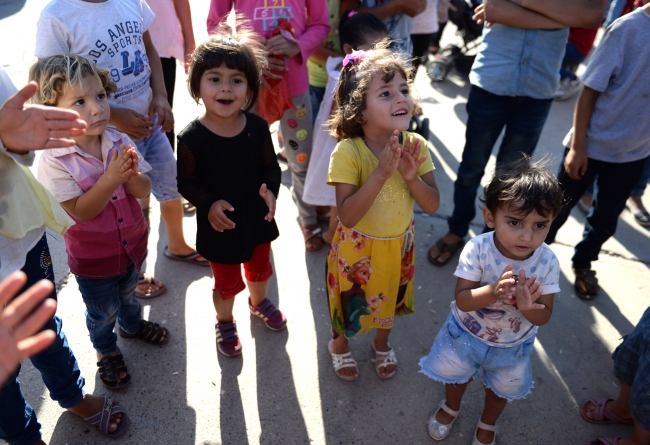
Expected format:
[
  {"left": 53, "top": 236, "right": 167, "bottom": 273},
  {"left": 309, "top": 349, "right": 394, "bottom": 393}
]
[{"left": 419, "top": 157, "right": 563, "bottom": 445}]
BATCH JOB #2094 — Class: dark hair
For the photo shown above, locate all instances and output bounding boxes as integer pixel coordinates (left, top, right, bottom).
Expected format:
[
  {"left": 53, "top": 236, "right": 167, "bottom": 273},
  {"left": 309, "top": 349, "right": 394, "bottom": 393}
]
[
  {"left": 339, "top": 11, "right": 388, "bottom": 50},
  {"left": 481, "top": 155, "right": 563, "bottom": 218},
  {"left": 329, "top": 39, "right": 414, "bottom": 140},
  {"left": 188, "top": 17, "right": 265, "bottom": 111}
]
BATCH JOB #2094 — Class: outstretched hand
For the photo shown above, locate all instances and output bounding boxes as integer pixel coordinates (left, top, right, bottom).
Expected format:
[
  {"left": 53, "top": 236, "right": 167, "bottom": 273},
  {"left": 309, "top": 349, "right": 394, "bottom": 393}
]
[
  {"left": 397, "top": 134, "right": 427, "bottom": 181},
  {"left": 259, "top": 183, "right": 276, "bottom": 222},
  {"left": 376, "top": 130, "right": 401, "bottom": 181},
  {"left": 0, "top": 82, "right": 86, "bottom": 153},
  {"left": 514, "top": 269, "right": 545, "bottom": 311},
  {"left": 0, "top": 272, "right": 57, "bottom": 386}
]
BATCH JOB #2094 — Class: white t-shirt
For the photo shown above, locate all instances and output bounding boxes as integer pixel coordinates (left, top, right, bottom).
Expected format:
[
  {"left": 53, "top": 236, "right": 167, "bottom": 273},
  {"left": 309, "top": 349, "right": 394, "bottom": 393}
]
[
  {"left": 412, "top": 0, "right": 439, "bottom": 35},
  {"left": 451, "top": 232, "right": 560, "bottom": 347},
  {"left": 147, "top": 0, "right": 185, "bottom": 61},
  {"left": 35, "top": 0, "right": 155, "bottom": 117}
]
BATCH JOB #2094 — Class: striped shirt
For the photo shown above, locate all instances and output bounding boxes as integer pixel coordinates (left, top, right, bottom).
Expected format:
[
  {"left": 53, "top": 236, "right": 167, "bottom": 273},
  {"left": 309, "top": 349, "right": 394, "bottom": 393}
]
[{"left": 38, "top": 128, "right": 151, "bottom": 278}]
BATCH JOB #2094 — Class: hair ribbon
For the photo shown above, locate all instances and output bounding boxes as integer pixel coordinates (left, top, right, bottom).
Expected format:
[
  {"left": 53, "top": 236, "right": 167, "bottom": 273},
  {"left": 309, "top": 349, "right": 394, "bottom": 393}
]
[{"left": 342, "top": 50, "right": 367, "bottom": 67}]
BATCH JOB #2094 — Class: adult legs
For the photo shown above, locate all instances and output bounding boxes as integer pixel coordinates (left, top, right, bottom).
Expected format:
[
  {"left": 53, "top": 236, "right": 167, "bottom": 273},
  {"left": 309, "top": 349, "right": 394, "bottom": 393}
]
[
  {"left": 160, "top": 57, "right": 177, "bottom": 151},
  {"left": 572, "top": 157, "right": 645, "bottom": 269},
  {"left": 627, "top": 155, "right": 650, "bottom": 221}
]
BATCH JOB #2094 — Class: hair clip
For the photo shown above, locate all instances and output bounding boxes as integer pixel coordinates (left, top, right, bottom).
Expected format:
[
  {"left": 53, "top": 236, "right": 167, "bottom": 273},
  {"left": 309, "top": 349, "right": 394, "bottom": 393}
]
[
  {"left": 342, "top": 50, "right": 367, "bottom": 67},
  {"left": 347, "top": 10, "right": 358, "bottom": 18}
]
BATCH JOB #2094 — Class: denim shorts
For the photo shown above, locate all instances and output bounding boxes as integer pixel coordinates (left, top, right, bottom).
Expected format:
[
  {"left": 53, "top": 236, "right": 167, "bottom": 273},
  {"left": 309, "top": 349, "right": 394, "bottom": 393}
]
[
  {"left": 419, "top": 312, "right": 535, "bottom": 401},
  {"left": 134, "top": 126, "right": 181, "bottom": 202},
  {"left": 612, "top": 306, "right": 650, "bottom": 431}
]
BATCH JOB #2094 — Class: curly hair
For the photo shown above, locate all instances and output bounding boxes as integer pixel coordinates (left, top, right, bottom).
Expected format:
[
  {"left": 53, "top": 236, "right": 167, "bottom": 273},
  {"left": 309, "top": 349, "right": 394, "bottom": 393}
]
[
  {"left": 28, "top": 54, "right": 117, "bottom": 106},
  {"left": 481, "top": 155, "right": 564, "bottom": 218},
  {"left": 188, "top": 15, "right": 266, "bottom": 112},
  {"left": 329, "top": 39, "right": 415, "bottom": 140}
]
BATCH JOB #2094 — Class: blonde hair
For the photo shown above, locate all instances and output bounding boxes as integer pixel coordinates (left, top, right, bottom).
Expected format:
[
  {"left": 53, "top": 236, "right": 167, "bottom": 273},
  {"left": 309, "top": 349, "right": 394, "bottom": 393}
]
[
  {"left": 188, "top": 15, "right": 266, "bottom": 111},
  {"left": 347, "top": 256, "right": 372, "bottom": 283},
  {"left": 28, "top": 54, "right": 117, "bottom": 106},
  {"left": 329, "top": 39, "right": 416, "bottom": 140}
]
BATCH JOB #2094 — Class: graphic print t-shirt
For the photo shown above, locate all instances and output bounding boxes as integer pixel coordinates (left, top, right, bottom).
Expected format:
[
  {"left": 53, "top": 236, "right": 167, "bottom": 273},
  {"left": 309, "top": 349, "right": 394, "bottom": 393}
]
[
  {"left": 451, "top": 232, "right": 560, "bottom": 347},
  {"left": 35, "top": 0, "right": 155, "bottom": 117}
]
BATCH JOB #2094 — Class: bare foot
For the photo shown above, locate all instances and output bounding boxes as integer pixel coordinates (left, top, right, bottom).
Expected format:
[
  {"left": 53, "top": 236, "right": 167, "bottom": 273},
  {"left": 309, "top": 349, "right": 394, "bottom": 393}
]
[
  {"left": 167, "top": 245, "right": 208, "bottom": 264},
  {"left": 67, "top": 394, "right": 123, "bottom": 434},
  {"left": 330, "top": 338, "right": 358, "bottom": 380},
  {"left": 136, "top": 274, "right": 164, "bottom": 297},
  {"left": 476, "top": 424, "right": 496, "bottom": 444},
  {"left": 428, "top": 232, "right": 463, "bottom": 265},
  {"left": 435, "top": 403, "right": 457, "bottom": 425},
  {"left": 301, "top": 224, "right": 324, "bottom": 251},
  {"left": 583, "top": 399, "right": 632, "bottom": 422}
]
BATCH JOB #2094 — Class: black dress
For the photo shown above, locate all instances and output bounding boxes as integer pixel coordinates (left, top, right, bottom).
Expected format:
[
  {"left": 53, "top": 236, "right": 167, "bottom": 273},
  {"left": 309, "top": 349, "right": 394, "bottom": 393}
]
[{"left": 177, "top": 113, "right": 281, "bottom": 264}]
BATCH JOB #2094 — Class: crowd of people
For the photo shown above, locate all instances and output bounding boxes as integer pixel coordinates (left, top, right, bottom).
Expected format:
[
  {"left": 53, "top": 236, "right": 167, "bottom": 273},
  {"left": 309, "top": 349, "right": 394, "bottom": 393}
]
[{"left": 0, "top": 0, "right": 649, "bottom": 444}]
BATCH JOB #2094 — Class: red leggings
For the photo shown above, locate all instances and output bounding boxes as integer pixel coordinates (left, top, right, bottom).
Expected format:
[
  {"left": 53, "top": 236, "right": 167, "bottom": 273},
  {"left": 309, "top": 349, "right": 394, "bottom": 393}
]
[{"left": 209, "top": 243, "right": 273, "bottom": 300}]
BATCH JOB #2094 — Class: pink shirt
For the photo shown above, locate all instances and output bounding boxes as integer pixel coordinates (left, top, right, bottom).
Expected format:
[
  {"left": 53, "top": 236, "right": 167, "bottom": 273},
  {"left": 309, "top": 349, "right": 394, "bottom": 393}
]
[
  {"left": 207, "top": 0, "right": 330, "bottom": 97},
  {"left": 38, "top": 128, "right": 151, "bottom": 279}
]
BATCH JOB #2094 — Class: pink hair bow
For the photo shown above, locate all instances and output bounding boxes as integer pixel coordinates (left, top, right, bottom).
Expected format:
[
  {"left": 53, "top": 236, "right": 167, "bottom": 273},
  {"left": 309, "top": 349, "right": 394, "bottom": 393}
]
[
  {"left": 342, "top": 50, "right": 367, "bottom": 67},
  {"left": 347, "top": 10, "right": 358, "bottom": 18}
]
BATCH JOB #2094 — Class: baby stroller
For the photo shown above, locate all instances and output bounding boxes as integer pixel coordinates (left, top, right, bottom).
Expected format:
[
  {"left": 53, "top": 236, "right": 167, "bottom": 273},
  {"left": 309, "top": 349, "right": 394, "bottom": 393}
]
[{"left": 426, "top": 0, "right": 483, "bottom": 82}]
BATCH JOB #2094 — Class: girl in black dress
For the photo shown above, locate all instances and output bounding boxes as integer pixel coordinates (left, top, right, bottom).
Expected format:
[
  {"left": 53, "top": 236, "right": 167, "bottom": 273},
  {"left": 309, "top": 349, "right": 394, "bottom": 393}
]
[{"left": 178, "top": 23, "right": 286, "bottom": 357}]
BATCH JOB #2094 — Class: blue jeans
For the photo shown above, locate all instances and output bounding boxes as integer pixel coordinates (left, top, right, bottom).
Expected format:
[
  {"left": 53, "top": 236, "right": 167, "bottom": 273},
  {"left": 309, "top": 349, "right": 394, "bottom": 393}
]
[
  {"left": 448, "top": 85, "right": 553, "bottom": 237},
  {"left": 584, "top": 155, "right": 650, "bottom": 197},
  {"left": 559, "top": 41, "right": 586, "bottom": 81},
  {"left": 612, "top": 306, "right": 650, "bottom": 431},
  {"left": 0, "top": 235, "right": 84, "bottom": 445},
  {"left": 76, "top": 262, "right": 142, "bottom": 355},
  {"left": 309, "top": 85, "right": 326, "bottom": 127},
  {"left": 605, "top": 0, "right": 627, "bottom": 27},
  {"left": 546, "top": 148, "right": 646, "bottom": 269},
  {"left": 134, "top": 125, "right": 181, "bottom": 203}
]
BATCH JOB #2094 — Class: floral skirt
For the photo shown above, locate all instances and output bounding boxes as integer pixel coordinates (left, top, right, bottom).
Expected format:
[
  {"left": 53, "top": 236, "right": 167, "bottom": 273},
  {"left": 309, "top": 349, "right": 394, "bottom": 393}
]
[{"left": 326, "top": 221, "right": 416, "bottom": 338}]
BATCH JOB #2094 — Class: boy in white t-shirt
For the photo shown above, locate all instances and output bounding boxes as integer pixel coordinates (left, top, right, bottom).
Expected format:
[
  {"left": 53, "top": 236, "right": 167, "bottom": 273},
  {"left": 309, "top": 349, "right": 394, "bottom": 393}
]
[
  {"left": 35, "top": 0, "right": 207, "bottom": 298},
  {"left": 420, "top": 157, "right": 563, "bottom": 445}
]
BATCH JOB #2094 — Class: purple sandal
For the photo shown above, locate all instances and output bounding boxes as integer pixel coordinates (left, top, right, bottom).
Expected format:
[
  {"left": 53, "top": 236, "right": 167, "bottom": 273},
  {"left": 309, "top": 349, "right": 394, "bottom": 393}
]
[
  {"left": 83, "top": 396, "right": 129, "bottom": 438},
  {"left": 249, "top": 298, "right": 287, "bottom": 331},
  {"left": 215, "top": 319, "right": 242, "bottom": 357}
]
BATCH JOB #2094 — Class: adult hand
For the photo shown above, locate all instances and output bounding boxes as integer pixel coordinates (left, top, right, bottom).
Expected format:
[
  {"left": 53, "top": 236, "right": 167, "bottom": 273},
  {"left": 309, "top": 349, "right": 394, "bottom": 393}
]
[
  {"left": 148, "top": 95, "right": 174, "bottom": 133},
  {"left": 0, "top": 82, "right": 86, "bottom": 153},
  {"left": 110, "top": 107, "right": 154, "bottom": 140},
  {"left": 266, "top": 35, "right": 301, "bottom": 58},
  {"left": 565, "top": 145, "right": 589, "bottom": 180},
  {"left": 0, "top": 271, "right": 57, "bottom": 386},
  {"left": 259, "top": 183, "right": 276, "bottom": 222},
  {"left": 208, "top": 200, "right": 236, "bottom": 232}
]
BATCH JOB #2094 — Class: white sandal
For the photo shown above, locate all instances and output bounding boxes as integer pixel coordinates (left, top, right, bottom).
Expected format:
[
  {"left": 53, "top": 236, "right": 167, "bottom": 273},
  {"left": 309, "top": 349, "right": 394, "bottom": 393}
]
[
  {"left": 327, "top": 340, "right": 358, "bottom": 381},
  {"left": 428, "top": 399, "right": 461, "bottom": 440},
  {"left": 371, "top": 341, "right": 397, "bottom": 379},
  {"left": 471, "top": 420, "right": 498, "bottom": 445}
]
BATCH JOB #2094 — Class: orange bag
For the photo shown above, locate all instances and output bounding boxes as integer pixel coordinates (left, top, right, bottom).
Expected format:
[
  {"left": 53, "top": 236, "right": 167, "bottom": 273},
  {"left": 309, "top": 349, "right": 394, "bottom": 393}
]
[{"left": 258, "top": 19, "right": 296, "bottom": 125}]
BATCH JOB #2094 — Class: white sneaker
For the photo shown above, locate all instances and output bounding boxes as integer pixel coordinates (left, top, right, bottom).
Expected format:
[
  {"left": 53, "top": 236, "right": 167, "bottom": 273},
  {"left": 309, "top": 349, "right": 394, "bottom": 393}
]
[{"left": 554, "top": 77, "right": 583, "bottom": 101}]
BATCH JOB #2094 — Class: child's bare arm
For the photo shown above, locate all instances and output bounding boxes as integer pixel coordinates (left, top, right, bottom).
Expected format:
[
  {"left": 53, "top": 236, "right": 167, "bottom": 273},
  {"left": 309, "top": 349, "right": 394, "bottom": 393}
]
[
  {"left": 475, "top": 0, "right": 565, "bottom": 29},
  {"left": 565, "top": 86, "right": 600, "bottom": 180},
  {"left": 455, "top": 264, "right": 517, "bottom": 311},
  {"left": 143, "top": 31, "right": 174, "bottom": 133},
  {"left": 336, "top": 131, "right": 401, "bottom": 228},
  {"left": 59, "top": 147, "right": 134, "bottom": 221},
  {"left": 519, "top": 293, "right": 554, "bottom": 326},
  {"left": 509, "top": 0, "right": 604, "bottom": 28}
]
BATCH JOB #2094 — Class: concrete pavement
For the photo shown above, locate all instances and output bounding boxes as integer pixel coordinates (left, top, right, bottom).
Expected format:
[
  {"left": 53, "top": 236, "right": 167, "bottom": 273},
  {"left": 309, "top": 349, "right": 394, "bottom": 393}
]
[{"left": 2, "top": 1, "right": 650, "bottom": 444}]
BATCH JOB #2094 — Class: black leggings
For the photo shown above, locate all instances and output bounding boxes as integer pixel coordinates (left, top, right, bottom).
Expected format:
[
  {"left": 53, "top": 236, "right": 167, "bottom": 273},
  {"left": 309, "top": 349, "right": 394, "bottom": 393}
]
[{"left": 161, "top": 57, "right": 176, "bottom": 151}]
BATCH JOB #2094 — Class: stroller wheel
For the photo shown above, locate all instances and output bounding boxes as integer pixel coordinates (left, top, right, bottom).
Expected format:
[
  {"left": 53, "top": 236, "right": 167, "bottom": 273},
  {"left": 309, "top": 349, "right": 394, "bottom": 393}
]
[{"left": 426, "top": 59, "right": 449, "bottom": 82}]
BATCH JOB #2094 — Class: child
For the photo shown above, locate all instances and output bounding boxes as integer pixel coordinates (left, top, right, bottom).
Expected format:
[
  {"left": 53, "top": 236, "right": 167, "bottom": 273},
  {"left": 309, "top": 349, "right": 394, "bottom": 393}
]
[
  {"left": 545, "top": 1, "right": 650, "bottom": 299},
  {"left": 33, "top": 54, "right": 169, "bottom": 391},
  {"left": 35, "top": 0, "right": 208, "bottom": 301},
  {"left": 326, "top": 43, "right": 440, "bottom": 381},
  {"left": 178, "top": 25, "right": 286, "bottom": 357},
  {"left": 303, "top": 11, "right": 388, "bottom": 243},
  {"left": 208, "top": 0, "right": 330, "bottom": 252},
  {"left": 419, "top": 157, "right": 563, "bottom": 445}
]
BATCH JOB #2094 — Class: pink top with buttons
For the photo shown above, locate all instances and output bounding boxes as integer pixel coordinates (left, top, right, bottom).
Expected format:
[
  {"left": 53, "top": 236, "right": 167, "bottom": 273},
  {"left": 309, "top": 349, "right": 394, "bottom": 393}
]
[{"left": 38, "top": 128, "right": 151, "bottom": 279}]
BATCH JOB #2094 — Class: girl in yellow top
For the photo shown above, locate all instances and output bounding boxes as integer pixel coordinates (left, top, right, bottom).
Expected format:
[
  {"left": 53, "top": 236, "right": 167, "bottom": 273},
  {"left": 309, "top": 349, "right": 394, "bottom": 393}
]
[{"left": 326, "top": 42, "right": 440, "bottom": 381}]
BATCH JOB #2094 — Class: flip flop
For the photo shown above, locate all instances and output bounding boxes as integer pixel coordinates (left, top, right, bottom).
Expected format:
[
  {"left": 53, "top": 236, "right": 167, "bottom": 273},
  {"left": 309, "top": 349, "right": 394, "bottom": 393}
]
[
  {"left": 135, "top": 274, "right": 166, "bottom": 299},
  {"left": 163, "top": 246, "right": 209, "bottom": 266},
  {"left": 183, "top": 200, "right": 196, "bottom": 214},
  {"left": 301, "top": 226, "right": 324, "bottom": 251},
  {"left": 427, "top": 238, "right": 463, "bottom": 267},
  {"left": 83, "top": 396, "right": 129, "bottom": 438},
  {"left": 580, "top": 398, "right": 634, "bottom": 426}
]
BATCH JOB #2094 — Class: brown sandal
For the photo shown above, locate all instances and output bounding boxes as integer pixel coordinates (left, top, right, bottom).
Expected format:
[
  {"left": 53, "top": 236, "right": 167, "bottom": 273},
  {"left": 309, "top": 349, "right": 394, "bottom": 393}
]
[
  {"left": 427, "top": 238, "right": 463, "bottom": 267},
  {"left": 301, "top": 226, "right": 324, "bottom": 251},
  {"left": 574, "top": 269, "right": 599, "bottom": 299}
]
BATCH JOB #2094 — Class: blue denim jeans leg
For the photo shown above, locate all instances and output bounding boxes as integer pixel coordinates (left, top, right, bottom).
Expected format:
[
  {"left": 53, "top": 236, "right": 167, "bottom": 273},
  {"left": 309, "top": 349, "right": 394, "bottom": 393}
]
[
  {"left": 545, "top": 148, "right": 646, "bottom": 269},
  {"left": 631, "top": 155, "right": 650, "bottom": 197},
  {"left": 76, "top": 262, "right": 142, "bottom": 355},
  {"left": 448, "top": 85, "right": 553, "bottom": 238},
  {"left": 0, "top": 235, "right": 84, "bottom": 445},
  {"left": 309, "top": 85, "right": 326, "bottom": 127},
  {"left": 134, "top": 125, "right": 181, "bottom": 203},
  {"left": 560, "top": 41, "right": 586, "bottom": 81}
]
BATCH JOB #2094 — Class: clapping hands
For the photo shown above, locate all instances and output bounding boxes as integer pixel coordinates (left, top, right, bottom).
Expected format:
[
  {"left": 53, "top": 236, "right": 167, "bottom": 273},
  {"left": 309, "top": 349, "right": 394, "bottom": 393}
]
[
  {"left": 105, "top": 144, "right": 141, "bottom": 187},
  {"left": 376, "top": 130, "right": 427, "bottom": 182},
  {"left": 493, "top": 264, "right": 544, "bottom": 310}
]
